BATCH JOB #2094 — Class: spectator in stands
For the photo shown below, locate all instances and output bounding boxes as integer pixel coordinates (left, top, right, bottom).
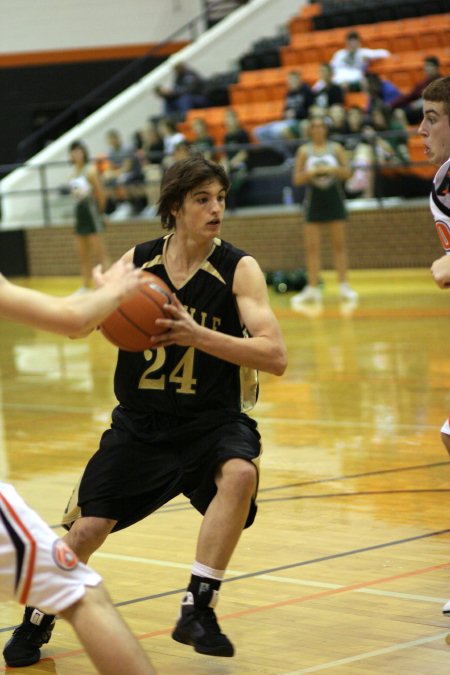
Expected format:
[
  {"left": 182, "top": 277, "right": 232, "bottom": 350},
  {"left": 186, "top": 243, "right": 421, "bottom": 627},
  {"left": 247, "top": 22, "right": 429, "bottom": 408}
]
[
  {"left": 342, "top": 105, "right": 366, "bottom": 154},
  {"left": 157, "top": 118, "right": 186, "bottom": 158},
  {"left": 345, "top": 116, "right": 404, "bottom": 198},
  {"left": 370, "top": 105, "right": 409, "bottom": 164},
  {"left": 154, "top": 62, "right": 208, "bottom": 121},
  {"left": 138, "top": 121, "right": 165, "bottom": 215},
  {"left": 162, "top": 139, "right": 192, "bottom": 172},
  {"left": 291, "top": 116, "right": 358, "bottom": 306},
  {"left": 312, "top": 62, "right": 345, "bottom": 111},
  {"left": 189, "top": 117, "right": 216, "bottom": 160},
  {"left": 366, "top": 72, "right": 401, "bottom": 113},
  {"left": 141, "top": 121, "right": 165, "bottom": 166},
  {"left": 68, "top": 140, "right": 111, "bottom": 292},
  {"left": 252, "top": 71, "right": 314, "bottom": 145},
  {"left": 330, "top": 31, "right": 390, "bottom": 92},
  {"left": 220, "top": 108, "right": 251, "bottom": 211},
  {"left": 102, "top": 129, "right": 146, "bottom": 217},
  {"left": 388, "top": 55, "right": 442, "bottom": 125},
  {"left": 328, "top": 103, "right": 350, "bottom": 137}
]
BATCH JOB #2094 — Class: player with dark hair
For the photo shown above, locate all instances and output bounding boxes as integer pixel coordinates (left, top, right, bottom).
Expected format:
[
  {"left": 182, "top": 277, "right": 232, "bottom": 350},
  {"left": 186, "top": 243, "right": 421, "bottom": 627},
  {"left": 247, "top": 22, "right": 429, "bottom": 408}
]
[
  {"left": 5, "top": 154, "right": 287, "bottom": 665},
  {"left": 419, "top": 75, "right": 450, "bottom": 615},
  {"left": 0, "top": 261, "right": 155, "bottom": 673}
]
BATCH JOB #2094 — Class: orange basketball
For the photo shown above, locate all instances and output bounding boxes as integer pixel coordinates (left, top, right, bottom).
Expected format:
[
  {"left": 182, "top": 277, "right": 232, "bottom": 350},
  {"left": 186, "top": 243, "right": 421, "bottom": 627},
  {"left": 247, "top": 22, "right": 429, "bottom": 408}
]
[{"left": 100, "top": 272, "right": 172, "bottom": 352}]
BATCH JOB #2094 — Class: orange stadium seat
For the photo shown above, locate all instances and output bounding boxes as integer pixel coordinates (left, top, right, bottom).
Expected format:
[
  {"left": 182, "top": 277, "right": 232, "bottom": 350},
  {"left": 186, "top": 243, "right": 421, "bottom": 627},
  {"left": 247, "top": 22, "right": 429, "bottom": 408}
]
[
  {"left": 299, "top": 3, "right": 321, "bottom": 19},
  {"left": 185, "top": 107, "right": 225, "bottom": 126},
  {"left": 288, "top": 16, "right": 311, "bottom": 35},
  {"left": 344, "top": 91, "right": 369, "bottom": 109}
]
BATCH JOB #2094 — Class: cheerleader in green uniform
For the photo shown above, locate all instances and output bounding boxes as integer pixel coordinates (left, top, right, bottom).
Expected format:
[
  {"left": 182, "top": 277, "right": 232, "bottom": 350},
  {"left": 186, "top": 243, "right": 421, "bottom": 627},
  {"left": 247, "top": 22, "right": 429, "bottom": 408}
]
[
  {"left": 291, "top": 116, "right": 358, "bottom": 305},
  {"left": 69, "top": 141, "right": 110, "bottom": 291}
]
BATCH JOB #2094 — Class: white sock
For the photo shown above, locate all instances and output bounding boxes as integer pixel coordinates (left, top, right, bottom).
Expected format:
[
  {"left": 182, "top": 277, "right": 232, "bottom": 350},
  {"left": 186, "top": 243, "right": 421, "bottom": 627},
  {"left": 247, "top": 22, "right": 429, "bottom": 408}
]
[{"left": 192, "top": 561, "right": 225, "bottom": 581}]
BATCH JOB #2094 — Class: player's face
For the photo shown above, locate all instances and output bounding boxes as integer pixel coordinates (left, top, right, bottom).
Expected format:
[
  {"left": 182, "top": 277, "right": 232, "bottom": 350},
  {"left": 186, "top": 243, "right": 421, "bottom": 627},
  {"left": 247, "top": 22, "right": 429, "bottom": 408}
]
[
  {"left": 174, "top": 180, "right": 226, "bottom": 239},
  {"left": 419, "top": 100, "right": 450, "bottom": 167}
]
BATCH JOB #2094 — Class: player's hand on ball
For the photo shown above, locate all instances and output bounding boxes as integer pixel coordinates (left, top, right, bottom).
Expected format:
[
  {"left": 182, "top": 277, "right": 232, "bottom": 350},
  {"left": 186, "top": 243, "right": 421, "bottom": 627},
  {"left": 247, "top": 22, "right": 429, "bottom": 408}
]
[
  {"left": 431, "top": 255, "right": 450, "bottom": 288},
  {"left": 152, "top": 295, "right": 201, "bottom": 347},
  {"left": 94, "top": 261, "right": 146, "bottom": 301}
]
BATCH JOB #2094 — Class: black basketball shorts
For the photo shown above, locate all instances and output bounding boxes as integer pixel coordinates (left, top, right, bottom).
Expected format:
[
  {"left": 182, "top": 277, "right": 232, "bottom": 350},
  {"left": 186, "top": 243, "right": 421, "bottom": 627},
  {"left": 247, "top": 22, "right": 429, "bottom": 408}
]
[{"left": 61, "top": 411, "right": 261, "bottom": 532}]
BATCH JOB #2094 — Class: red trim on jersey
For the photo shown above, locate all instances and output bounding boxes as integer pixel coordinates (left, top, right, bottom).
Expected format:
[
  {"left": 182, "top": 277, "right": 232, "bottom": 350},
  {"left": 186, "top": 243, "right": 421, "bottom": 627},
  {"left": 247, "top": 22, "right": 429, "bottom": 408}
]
[{"left": 0, "top": 492, "right": 37, "bottom": 604}]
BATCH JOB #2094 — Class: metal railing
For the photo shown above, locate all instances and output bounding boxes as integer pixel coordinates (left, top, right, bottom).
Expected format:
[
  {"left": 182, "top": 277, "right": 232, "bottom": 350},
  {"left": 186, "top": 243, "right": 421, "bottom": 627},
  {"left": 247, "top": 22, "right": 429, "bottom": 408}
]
[{"left": 0, "top": 130, "right": 433, "bottom": 227}]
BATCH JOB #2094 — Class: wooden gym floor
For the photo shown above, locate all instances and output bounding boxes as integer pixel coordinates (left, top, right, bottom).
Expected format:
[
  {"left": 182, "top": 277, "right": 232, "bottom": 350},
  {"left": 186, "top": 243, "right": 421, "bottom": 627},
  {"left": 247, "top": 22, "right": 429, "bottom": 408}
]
[{"left": 0, "top": 268, "right": 450, "bottom": 674}]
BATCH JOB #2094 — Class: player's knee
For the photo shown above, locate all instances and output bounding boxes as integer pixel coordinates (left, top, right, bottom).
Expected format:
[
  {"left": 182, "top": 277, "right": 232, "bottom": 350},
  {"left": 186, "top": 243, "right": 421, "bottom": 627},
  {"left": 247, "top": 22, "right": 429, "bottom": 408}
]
[
  {"left": 64, "top": 517, "right": 115, "bottom": 560},
  {"left": 219, "top": 459, "right": 257, "bottom": 499},
  {"left": 441, "top": 432, "right": 450, "bottom": 457}
]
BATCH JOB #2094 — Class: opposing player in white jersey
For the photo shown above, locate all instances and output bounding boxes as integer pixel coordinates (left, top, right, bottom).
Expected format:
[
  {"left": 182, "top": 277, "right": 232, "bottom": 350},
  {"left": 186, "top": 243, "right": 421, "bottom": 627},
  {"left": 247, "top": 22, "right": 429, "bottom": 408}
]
[
  {"left": 0, "top": 261, "right": 155, "bottom": 673},
  {"left": 418, "top": 75, "right": 450, "bottom": 617}
]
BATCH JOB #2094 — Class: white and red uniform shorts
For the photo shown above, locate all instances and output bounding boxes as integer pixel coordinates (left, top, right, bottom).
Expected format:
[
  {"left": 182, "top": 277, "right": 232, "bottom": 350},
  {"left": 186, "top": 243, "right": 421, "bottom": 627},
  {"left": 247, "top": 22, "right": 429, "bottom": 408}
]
[
  {"left": 441, "top": 418, "right": 450, "bottom": 436},
  {"left": 0, "top": 482, "right": 101, "bottom": 615}
]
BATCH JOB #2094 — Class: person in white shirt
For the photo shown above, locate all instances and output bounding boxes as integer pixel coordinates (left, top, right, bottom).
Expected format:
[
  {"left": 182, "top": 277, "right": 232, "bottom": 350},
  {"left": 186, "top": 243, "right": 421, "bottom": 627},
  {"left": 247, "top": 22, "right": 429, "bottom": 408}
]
[{"left": 330, "top": 31, "right": 390, "bottom": 91}]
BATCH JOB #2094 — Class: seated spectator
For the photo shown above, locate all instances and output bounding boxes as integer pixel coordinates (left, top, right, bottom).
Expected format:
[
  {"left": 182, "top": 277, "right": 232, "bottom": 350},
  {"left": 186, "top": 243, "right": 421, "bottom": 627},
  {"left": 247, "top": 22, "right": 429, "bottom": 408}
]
[
  {"left": 162, "top": 139, "right": 192, "bottom": 171},
  {"left": 102, "top": 129, "right": 146, "bottom": 217},
  {"left": 157, "top": 118, "right": 186, "bottom": 158},
  {"left": 312, "top": 62, "right": 345, "bottom": 110},
  {"left": 370, "top": 104, "right": 409, "bottom": 165},
  {"left": 330, "top": 31, "right": 390, "bottom": 92},
  {"left": 220, "top": 108, "right": 251, "bottom": 211},
  {"left": 328, "top": 103, "right": 350, "bottom": 138},
  {"left": 141, "top": 121, "right": 165, "bottom": 166},
  {"left": 343, "top": 105, "right": 366, "bottom": 154},
  {"left": 388, "top": 55, "right": 442, "bottom": 125},
  {"left": 154, "top": 62, "right": 208, "bottom": 120},
  {"left": 172, "top": 139, "right": 192, "bottom": 162},
  {"left": 189, "top": 117, "right": 216, "bottom": 160},
  {"left": 345, "top": 123, "right": 399, "bottom": 198},
  {"left": 252, "top": 71, "right": 314, "bottom": 145},
  {"left": 138, "top": 121, "right": 165, "bottom": 213},
  {"left": 366, "top": 72, "right": 401, "bottom": 113}
]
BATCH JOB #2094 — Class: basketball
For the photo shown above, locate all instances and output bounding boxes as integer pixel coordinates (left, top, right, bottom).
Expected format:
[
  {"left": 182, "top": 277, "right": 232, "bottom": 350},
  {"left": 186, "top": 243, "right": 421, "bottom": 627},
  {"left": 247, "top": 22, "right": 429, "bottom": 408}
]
[{"left": 100, "top": 272, "right": 172, "bottom": 352}]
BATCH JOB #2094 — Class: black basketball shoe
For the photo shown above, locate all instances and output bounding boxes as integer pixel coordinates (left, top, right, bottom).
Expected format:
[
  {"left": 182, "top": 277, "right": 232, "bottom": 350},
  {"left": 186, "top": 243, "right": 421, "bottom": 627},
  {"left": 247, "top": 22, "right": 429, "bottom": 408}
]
[
  {"left": 171, "top": 592, "right": 234, "bottom": 657},
  {"left": 3, "top": 607, "right": 56, "bottom": 667}
]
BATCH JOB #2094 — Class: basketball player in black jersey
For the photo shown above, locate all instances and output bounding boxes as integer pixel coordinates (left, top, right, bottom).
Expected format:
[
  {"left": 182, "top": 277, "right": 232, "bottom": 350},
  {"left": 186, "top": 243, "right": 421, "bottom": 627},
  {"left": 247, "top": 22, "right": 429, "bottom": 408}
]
[{"left": 5, "top": 155, "right": 287, "bottom": 665}]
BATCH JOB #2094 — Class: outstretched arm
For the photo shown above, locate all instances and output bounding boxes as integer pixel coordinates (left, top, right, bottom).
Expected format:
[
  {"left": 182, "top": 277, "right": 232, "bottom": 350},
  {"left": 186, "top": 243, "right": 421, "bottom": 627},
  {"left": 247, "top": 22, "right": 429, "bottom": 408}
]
[
  {"left": 431, "top": 254, "right": 450, "bottom": 288},
  {"left": 152, "top": 256, "right": 288, "bottom": 376},
  {"left": 0, "top": 259, "right": 145, "bottom": 337}
]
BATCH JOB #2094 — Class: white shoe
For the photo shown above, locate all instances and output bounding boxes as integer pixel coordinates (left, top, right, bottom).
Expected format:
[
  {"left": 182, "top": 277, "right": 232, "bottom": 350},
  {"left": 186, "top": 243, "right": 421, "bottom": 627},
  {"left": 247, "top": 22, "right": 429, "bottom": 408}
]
[
  {"left": 109, "top": 202, "right": 133, "bottom": 220},
  {"left": 339, "top": 298, "right": 358, "bottom": 317},
  {"left": 290, "top": 285, "right": 322, "bottom": 307},
  {"left": 290, "top": 302, "right": 323, "bottom": 318},
  {"left": 443, "top": 599, "right": 450, "bottom": 615},
  {"left": 139, "top": 205, "right": 158, "bottom": 218},
  {"left": 339, "top": 282, "right": 358, "bottom": 301}
]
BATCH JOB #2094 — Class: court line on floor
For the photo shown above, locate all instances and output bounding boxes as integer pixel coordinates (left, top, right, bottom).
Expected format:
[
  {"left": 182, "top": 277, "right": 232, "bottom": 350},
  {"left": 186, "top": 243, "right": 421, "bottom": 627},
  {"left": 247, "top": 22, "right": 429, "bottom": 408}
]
[
  {"left": 46, "top": 460, "right": 449, "bottom": 522},
  {"left": 259, "top": 487, "right": 450, "bottom": 504},
  {"left": 1, "top": 560, "right": 448, "bottom": 672},
  {"left": 258, "top": 460, "right": 450, "bottom": 494},
  {"left": 3, "top": 529, "right": 448, "bottom": 635},
  {"left": 281, "top": 631, "right": 450, "bottom": 674},
  {"left": 93, "top": 551, "right": 448, "bottom": 604},
  {"left": 93, "top": 527, "right": 450, "bottom": 611}
]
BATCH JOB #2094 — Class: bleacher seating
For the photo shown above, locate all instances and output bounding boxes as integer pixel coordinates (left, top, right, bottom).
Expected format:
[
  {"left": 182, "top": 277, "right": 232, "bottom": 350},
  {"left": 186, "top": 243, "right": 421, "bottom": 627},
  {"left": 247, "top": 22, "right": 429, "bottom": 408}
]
[{"left": 174, "top": 2, "right": 450, "bottom": 198}]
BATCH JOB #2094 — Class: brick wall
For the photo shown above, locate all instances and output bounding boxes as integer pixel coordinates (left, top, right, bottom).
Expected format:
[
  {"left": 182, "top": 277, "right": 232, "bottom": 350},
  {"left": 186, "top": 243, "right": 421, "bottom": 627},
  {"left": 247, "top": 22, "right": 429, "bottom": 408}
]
[{"left": 25, "top": 201, "right": 442, "bottom": 276}]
